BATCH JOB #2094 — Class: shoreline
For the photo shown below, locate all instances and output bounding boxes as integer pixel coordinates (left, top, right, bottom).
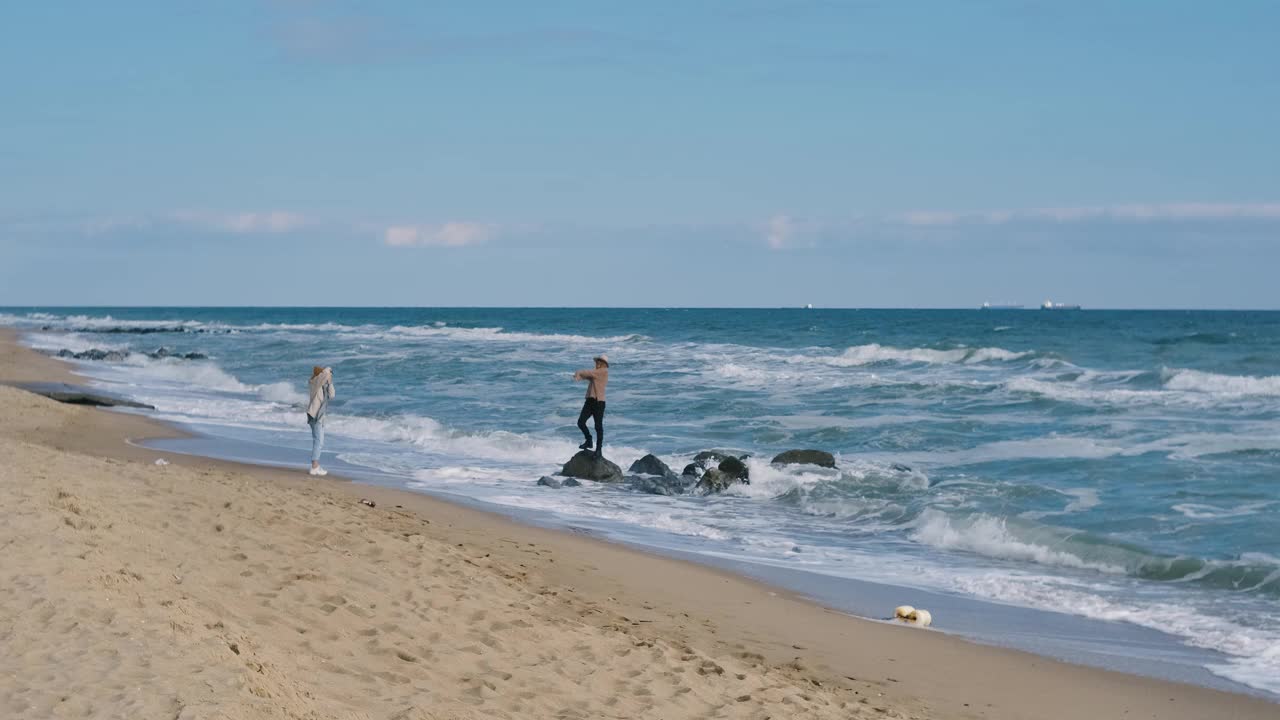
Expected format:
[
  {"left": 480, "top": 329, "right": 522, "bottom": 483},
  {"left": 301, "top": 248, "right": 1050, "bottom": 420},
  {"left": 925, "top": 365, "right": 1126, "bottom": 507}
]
[{"left": 2, "top": 327, "right": 1276, "bottom": 719}]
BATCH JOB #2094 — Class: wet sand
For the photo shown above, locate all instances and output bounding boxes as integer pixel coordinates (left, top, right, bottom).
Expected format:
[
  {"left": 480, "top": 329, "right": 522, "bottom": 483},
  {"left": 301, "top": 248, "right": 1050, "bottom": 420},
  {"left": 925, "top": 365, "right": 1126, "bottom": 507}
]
[{"left": 1, "top": 328, "right": 1275, "bottom": 719}]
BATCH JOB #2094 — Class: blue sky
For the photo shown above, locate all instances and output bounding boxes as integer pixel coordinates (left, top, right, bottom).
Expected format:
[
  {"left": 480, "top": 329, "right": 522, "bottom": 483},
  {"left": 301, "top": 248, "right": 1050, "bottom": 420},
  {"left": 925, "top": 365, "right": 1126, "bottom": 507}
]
[{"left": 1, "top": 1, "right": 1277, "bottom": 308}]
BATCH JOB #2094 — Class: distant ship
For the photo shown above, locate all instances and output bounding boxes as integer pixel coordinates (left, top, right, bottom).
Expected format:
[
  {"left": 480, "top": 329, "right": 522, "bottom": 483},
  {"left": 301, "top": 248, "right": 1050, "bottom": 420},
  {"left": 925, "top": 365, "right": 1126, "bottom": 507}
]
[
  {"left": 804, "top": 303, "right": 814, "bottom": 309},
  {"left": 980, "top": 302, "right": 1024, "bottom": 310},
  {"left": 1041, "top": 299, "right": 1082, "bottom": 310}
]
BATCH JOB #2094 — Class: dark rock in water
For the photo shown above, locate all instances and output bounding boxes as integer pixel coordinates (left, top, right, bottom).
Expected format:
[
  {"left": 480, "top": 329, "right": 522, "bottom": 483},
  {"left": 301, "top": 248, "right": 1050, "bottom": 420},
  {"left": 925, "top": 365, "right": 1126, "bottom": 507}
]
[
  {"left": 2, "top": 381, "right": 155, "bottom": 410},
  {"left": 891, "top": 463, "right": 914, "bottom": 473},
  {"left": 681, "top": 463, "right": 704, "bottom": 478},
  {"left": 538, "top": 475, "right": 584, "bottom": 488},
  {"left": 145, "top": 347, "right": 208, "bottom": 360},
  {"left": 717, "top": 456, "right": 750, "bottom": 482},
  {"left": 771, "top": 449, "right": 837, "bottom": 469},
  {"left": 628, "top": 453, "right": 675, "bottom": 478},
  {"left": 696, "top": 468, "right": 747, "bottom": 494},
  {"left": 57, "top": 348, "right": 130, "bottom": 362},
  {"left": 53, "top": 346, "right": 208, "bottom": 363},
  {"left": 626, "top": 474, "right": 691, "bottom": 496},
  {"left": 560, "top": 451, "right": 623, "bottom": 482}
]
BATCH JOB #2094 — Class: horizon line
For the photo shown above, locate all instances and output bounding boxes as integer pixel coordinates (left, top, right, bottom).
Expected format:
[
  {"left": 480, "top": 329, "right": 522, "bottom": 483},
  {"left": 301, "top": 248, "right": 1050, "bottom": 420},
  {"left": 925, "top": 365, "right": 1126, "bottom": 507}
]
[{"left": 4, "top": 304, "right": 1280, "bottom": 312}]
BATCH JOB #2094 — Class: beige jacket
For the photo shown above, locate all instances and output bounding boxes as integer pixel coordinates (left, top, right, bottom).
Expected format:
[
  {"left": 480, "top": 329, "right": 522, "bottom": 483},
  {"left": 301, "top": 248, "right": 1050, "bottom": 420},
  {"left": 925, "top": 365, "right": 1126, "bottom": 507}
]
[
  {"left": 307, "top": 369, "right": 336, "bottom": 420},
  {"left": 574, "top": 367, "right": 608, "bottom": 402}
]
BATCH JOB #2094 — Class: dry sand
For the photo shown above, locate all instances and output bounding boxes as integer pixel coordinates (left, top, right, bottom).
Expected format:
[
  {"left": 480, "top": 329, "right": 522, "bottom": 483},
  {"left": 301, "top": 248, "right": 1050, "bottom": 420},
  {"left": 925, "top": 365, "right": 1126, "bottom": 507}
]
[{"left": 1, "top": 329, "right": 1275, "bottom": 719}]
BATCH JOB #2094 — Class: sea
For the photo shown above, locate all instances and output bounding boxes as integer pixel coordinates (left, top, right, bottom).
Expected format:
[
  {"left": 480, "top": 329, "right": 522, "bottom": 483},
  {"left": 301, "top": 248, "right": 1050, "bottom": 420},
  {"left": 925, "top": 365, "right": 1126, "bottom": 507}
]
[{"left": 3, "top": 307, "right": 1277, "bottom": 698}]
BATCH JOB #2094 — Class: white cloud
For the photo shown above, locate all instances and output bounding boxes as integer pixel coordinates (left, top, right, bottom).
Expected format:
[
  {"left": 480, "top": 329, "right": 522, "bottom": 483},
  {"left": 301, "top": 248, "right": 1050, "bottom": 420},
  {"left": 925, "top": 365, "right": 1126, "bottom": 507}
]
[
  {"left": 219, "top": 211, "right": 309, "bottom": 233},
  {"left": 169, "top": 210, "right": 309, "bottom": 234},
  {"left": 384, "top": 221, "right": 495, "bottom": 247},
  {"left": 765, "top": 214, "right": 795, "bottom": 249}
]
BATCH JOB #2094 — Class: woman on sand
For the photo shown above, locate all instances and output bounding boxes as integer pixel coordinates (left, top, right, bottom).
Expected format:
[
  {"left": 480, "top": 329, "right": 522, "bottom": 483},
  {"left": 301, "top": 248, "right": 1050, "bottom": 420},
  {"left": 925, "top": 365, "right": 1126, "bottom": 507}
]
[
  {"left": 573, "top": 354, "right": 609, "bottom": 458},
  {"left": 307, "top": 366, "right": 336, "bottom": 476}
]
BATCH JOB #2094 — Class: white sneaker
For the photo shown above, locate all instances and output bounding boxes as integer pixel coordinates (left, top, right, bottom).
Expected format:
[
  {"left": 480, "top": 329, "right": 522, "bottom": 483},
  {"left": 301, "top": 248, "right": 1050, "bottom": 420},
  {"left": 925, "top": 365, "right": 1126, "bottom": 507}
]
[{"left": 309, "top": 466, "right": 328, "bottom": 476}]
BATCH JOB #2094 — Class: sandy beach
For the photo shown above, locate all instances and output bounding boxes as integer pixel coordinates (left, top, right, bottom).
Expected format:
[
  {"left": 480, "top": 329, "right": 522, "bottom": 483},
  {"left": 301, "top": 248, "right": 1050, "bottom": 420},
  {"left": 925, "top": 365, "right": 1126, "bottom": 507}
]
[{"left": 1, "top": 328, "right": 1275, "bottom": 720}]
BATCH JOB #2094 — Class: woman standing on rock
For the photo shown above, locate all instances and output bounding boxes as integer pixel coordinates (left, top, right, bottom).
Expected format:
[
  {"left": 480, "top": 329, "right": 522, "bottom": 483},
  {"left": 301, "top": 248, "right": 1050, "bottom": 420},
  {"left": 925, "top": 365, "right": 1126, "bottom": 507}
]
[
  {"left": 573, "top": 354, "right": 609, "bottom": 458},
  {"left": 307, "top": 366, "right": 336, "bottom": 476}
]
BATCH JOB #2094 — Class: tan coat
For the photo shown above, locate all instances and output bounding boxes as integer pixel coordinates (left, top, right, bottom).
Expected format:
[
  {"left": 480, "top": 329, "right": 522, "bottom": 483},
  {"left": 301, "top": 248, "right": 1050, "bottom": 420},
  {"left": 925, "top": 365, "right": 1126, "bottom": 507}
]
[
  {"left": 574, "top": 367, "right": 608, "bottom": 402},
  {"left": 307, "top": 369, "right": 336, "bottom": 419}
]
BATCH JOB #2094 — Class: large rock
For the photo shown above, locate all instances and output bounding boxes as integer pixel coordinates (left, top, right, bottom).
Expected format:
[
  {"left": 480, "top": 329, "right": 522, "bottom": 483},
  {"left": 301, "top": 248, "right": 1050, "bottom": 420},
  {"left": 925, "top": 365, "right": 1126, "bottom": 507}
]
[
  {"left": 681, "top": 463, "right": 704, "bottom": 479},
  {"left": 771, "top": 449, "right": 837, "bottom": 469},
  {"left": 560, "top": 451, "right": 623, "bottom": 482},
  {"left": 628, "top": 454, "right": 675, "bottom": 478},
  {"left": 626, "top": 474, "right": 692, "bottom": 496},
  {"left": 696, "top": 469, "right": 742, "bottom": 494},
  {"left": 717, "top": 456, "right": 750, "bottom": 482}
]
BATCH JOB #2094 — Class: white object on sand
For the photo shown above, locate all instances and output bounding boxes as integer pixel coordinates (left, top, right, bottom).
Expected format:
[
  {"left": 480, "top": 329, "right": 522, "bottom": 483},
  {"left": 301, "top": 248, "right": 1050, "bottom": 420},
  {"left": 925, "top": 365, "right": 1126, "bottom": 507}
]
[
  {"left": 892, "top": 605, "right": 932, "bottom": 627},
  {"left": 154, "top": 458, "right": 170, "bottom": 466},
  {"left": 905, "top": 609, "right": 932, "bottom": 627}
]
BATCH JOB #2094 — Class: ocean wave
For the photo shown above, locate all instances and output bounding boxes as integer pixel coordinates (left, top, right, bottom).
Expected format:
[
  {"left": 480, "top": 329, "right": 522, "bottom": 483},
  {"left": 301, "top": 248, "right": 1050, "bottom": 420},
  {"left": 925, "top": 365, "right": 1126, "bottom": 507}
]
[
  {"left": 725, "top": 457, "right": 929, "bottom": 507},
  {"left": 1171, "top": 501, "right": 1275, "bottom": 520},
  {"left": 1161, "top": 368, "right": 1280, "bottom": 396},
  {"left": 942, "top": 571, "right": 1280, "bottom": 695},
  {"left": 257, "top": 381, "right": 308, "bottom": 406},
  {"left": 1006, "top": 376, "right": 1182, "bottom": 406},
  {"left": 807, "top": 343, "right": 1030, "bottom": 367},
  {"left": 1151, "top": 332, "right": 1236, "bottom": 346},
  {"left": 23, "top": 332, "right": 128, "bottom": 354},
  {"left": 385, "top": 324, "right": 645, "bottom": 345},
  {"left": 332, "top": 413, "right": 646, "bottom": 470},
  {"left": 909, "top": 509, "right": 1131, "bottom": 574},
  {"left": 911, "top": 509, "right": 1280, "bottom": 598},
  {"left": 118, "top": 356, "right": 254, "bottom": 393}
]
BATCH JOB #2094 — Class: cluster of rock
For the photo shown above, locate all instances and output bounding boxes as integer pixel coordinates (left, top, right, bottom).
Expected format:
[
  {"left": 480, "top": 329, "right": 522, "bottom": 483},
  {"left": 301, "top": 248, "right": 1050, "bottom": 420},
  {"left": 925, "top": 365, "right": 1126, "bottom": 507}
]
[
  {"left": 542, "top": 448, "right": 841, "bottom": 496},
  {"left": 53, "top": 347, "right": 208, "bottom": 362},
  {"left": 43, "top": 325, "right": 232, "bottom": 335}
]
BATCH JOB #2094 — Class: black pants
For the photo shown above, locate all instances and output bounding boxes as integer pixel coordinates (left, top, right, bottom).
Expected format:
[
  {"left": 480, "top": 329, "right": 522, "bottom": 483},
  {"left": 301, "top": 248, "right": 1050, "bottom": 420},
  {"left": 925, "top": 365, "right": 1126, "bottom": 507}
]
[{"left": 577, "top": 398, "right": 606, "bottom": 451}]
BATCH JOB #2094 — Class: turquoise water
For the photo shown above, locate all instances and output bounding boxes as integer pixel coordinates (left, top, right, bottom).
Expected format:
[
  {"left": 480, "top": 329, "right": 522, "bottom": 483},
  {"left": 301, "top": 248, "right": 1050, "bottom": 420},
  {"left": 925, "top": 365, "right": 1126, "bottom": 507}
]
[{"left": 4, "top": 307, "right": 1278, "bottom": 694}]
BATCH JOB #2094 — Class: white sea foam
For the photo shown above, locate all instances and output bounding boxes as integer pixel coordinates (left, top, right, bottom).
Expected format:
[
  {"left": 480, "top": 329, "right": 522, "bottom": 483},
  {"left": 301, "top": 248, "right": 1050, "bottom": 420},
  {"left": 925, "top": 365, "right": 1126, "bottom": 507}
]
[
  {"left": 941, "top": 569, "right": 1280, "bottom": 695},
  {"left": 1171, "top": 501, "right": 1275, "bottom": 520},
  {"left": 385, "top": 324, "right": 642, "bottom": 345},
  {"left": 118, "top": 356, "right": 254, "bottom": 393},
  {"left": 803, "top": 343, "right": 1030, "bottom": 367},
  {"left": 60, "top": 314, "right": 207, "bottom": 331},
  {"left": 258, "top": 381, "right": 307, "bottom": 406},
  {"left": 1006, "top": 376, "right": 1182, "bottom": 406},
  {"left": 722, "top": 457, "right": 929, "bottom": 504},
  {"left": 1162, "top": 368, "right": 1280, "bottom": 396},
  {"left": 1063, "top": 488, "right": 1102, "bottom": 513},
  {"left": 23, "top": 332, "right": 128, "bottom": 354}
]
